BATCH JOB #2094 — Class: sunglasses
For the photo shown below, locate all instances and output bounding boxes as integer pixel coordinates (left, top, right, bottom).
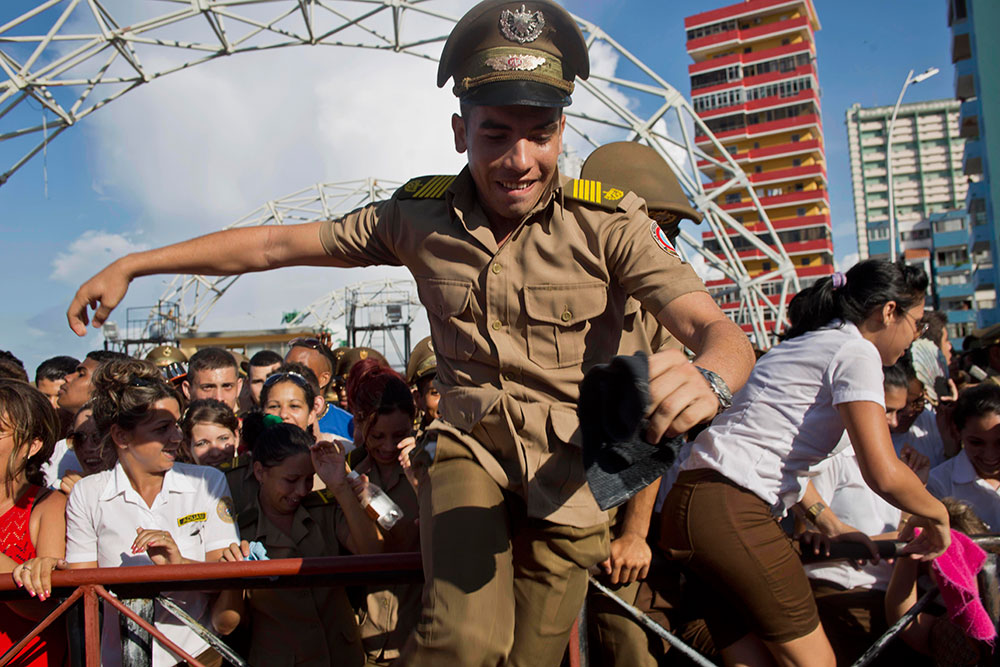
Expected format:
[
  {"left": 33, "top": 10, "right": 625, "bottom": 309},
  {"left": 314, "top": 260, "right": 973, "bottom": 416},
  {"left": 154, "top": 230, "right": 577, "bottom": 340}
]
[
  {"left": 290, "top": 337, "right": 329, "bottom": 352},
  {"left": 263, "top": 371, "right": 312, "bottom": 391}
]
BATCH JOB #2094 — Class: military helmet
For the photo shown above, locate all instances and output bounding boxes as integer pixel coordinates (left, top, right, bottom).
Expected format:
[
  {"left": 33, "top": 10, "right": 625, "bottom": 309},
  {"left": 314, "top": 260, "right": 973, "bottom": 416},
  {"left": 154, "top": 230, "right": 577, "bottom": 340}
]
[
  {"left": 336, "top": 346, "right": 389, "bottom": 378},
  {"left": 580, "top": 142, "right": 703, "bottom": 241},
  {"left": 144, "top": 345, "right": 187, "bottom": 383}
]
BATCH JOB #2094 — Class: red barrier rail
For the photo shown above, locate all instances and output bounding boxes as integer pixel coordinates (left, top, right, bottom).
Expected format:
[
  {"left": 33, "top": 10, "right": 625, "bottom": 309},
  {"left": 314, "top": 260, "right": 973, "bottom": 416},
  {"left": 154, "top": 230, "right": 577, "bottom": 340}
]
[{"left": 1, "top": 553, "right": 425, "bottom": 667}]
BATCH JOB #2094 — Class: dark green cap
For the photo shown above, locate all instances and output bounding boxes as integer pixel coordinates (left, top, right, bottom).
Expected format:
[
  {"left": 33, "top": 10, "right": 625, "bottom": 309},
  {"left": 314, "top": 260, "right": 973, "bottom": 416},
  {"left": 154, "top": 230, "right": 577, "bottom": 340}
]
[{"left": 437, "top": 0, "right": 589, "bottom": 107}]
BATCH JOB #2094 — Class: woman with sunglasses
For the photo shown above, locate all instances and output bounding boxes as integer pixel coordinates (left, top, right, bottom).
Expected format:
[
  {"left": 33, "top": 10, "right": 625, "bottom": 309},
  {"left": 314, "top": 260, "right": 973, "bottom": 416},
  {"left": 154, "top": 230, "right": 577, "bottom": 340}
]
[
  {"left": 60, "top": 359, "right": 239, "bottom": 667},
  {"left": 661, "top": 259, "right": 951, "bottom": 667},
  {"left": 260, "top": 363, "right": 332, "bottom": 443}
]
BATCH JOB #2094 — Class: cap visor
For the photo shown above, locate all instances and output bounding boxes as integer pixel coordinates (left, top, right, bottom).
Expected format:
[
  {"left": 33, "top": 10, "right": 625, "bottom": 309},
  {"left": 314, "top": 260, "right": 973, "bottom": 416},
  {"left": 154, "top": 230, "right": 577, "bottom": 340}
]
[{"left": 462, "top": 80, "right": 570, "bottom": 108}]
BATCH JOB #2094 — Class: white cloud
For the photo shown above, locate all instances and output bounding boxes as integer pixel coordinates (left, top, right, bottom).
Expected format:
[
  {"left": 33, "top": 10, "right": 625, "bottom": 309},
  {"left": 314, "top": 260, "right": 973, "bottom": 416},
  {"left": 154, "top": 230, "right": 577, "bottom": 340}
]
[
  {"left": 836, "top": 252, "right": 861, "bottom": 272},
  {"left": 50, "top": 230, "right": 149, "bottom": 285}
]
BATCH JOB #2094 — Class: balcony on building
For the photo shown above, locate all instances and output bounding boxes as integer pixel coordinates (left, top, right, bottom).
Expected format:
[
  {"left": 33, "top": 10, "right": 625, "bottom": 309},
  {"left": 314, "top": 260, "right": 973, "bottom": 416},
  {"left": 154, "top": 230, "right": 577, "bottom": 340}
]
[
  {"left": 695, "top": 112, "right": 821, "bottom": 146},
  {"left": 720, "top": 187, "right": 828, "bottom": 213},
  {"left": 697, "top": 138, "right": 823, "bottom": 172},
  {"left": 949, "top": 0, "right": 971, "bottom": 61},
  {"left": 963, "top": 138, "right": 983, "bottom": 176},
  {"left": 937, "top": 282, "right": 975, "bottom": 301},
  {"left": 948, "top": 309, "right": 978, "bottom": 325},
  {"left": 686, "top": 11, "right": 817, "bottom": 61},
  {"left": 955, "top": 57, "right": 976, "bottom": 100},
  {"left": 959, "top": 98, "right": 979, "bottom": 139}
]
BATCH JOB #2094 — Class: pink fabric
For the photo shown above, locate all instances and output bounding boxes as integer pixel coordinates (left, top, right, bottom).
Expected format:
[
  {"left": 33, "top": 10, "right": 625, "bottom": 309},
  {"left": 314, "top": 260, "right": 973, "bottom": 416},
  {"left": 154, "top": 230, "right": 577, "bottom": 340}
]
[{"left": 930, "top": 529, "right": 997, "bottom": 643}]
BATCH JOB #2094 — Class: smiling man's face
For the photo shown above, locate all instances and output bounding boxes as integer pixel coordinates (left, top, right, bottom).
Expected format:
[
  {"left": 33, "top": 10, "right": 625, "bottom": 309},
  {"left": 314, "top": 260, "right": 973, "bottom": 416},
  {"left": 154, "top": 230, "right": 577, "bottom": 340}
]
[{"left": 453, "top": 104, "right": 564, "bottom": 227}]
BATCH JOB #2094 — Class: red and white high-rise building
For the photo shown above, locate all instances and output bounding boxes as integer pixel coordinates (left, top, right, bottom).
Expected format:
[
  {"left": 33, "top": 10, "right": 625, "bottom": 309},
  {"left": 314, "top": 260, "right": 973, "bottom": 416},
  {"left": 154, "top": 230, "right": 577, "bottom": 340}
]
[{"left": 685, "top": 0, "right": 832, "bottom": 333}]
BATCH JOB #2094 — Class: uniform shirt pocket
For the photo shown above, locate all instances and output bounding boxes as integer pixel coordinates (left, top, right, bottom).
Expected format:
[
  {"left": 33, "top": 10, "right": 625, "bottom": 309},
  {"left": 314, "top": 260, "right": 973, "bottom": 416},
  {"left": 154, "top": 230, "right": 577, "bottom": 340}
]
[
  {"left": 416, "top": 277, "right": 477, "bottom": 361},
  {"left": 524, "top": 282, "right": 608, "bottom": 370}
]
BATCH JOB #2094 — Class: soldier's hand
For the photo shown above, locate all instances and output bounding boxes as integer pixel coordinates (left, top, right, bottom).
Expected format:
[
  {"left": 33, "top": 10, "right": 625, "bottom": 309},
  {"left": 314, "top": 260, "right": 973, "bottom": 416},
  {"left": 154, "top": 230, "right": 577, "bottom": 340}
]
[
  {"left": 68, "top": 260, "right": 133, "bottom": 336},
  {"left": 604, "top": 532, "right": 652, "bottom": 585},
  {"left": 645, "top": 349, "right": 719, "bottom": 443}
]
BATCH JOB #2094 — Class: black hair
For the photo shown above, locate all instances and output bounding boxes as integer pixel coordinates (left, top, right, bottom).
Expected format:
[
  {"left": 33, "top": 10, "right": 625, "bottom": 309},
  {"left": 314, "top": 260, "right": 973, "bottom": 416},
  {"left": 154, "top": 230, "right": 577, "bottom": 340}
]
[
  {"left": 241, "top": 411, "right": 312, "bottom": 465},
  {"left": 0, "top": 379, "right": 59, "bottom": 493},
  {"left": 35, "top": 355, "right": 80, "bottom": 384},
  {"left": 920, "top": 311, "right": 949, "bottom": 347},
  {"left": 85, "top": 350, "right": 129, "bottom": 365},
  {"left": 249, "top": 350, "right": 283, "bottom": 368},
  {"left": 953, "top": 382, "right": 1000, "bottom": 432},
  {"left": 187, "top": 347, "right": 239, "bottom": 379},
  {"left": 259, "top": 362, "right": 320, "bottom": 408},
  {"left": 783, "top": 259, "right": 928, "bottom": 340},
  {"left": 883, "top": 361, "right": 913, "bottom": 391}
]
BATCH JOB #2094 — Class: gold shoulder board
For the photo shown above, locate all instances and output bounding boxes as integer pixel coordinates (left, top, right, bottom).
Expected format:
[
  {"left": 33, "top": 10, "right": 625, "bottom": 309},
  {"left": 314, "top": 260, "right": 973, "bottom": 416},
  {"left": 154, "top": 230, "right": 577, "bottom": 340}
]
[
  {"left": 395, "top": 175, "right": 457, "bottom": 200},
  {"left": 565, "top": 179, "right": 626, "bottom": 211}
]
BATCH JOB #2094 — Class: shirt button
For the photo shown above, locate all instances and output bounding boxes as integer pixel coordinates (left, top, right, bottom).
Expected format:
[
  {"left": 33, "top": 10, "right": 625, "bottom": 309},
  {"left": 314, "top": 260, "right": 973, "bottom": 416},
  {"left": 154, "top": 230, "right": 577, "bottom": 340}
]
[
  {"left": 491, "top": 263, "right": 502, "bottom": 274},
  {"left": 561, "top": 310, "right": 572, "bottom": 322},
  {"left": 503, "top": 372, "right": 515, "bottom": 381},
  {"left": 492, "top": 320, "right": 502, "bottom": 331}
]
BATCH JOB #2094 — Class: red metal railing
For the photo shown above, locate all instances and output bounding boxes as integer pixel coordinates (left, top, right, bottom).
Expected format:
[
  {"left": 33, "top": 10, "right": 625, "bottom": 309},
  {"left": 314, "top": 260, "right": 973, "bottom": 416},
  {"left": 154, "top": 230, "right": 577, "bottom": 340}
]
[{"left": 0, "top": 554, "right": 423, "bottom": 667}]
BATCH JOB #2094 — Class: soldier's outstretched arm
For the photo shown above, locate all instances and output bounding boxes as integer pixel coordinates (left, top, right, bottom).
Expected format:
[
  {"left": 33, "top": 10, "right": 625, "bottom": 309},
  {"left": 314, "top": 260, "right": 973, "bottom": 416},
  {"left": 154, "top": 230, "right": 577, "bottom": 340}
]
[{"left": 67, "top": 221, "right": 333, "bottom": 335}]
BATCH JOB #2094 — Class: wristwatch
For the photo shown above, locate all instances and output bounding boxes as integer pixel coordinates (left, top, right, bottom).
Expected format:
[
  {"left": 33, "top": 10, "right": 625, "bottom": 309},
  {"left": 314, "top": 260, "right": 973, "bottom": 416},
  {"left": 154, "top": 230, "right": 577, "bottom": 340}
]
[
  {"left": 805, "top": 502, "right": 827, "bottom": 524},
  {"left": 694, "top": 366, "right": 733, "bottom": 415}
]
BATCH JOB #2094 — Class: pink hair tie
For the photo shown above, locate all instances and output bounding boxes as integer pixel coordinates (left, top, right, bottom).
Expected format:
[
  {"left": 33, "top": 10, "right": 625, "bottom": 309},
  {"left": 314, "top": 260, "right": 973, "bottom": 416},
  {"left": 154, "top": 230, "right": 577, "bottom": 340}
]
[{"left": 831, "top": 272, "right": 847, "bottom": 290}]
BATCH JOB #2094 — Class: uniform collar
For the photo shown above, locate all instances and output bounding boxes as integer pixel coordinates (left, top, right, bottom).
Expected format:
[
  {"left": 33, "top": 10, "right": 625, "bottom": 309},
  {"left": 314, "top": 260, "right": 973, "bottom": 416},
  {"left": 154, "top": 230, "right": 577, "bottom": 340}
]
[
  {"left": 254, "top": 503, "right": 316, "bottom": 551},
  {"left": 447, "top": 166, "right": 560, "bottom": 254},
  {"left": 99, "top": 462, "right": 195, "bottom": 506},
  {"left": 357, "top": 455, "right": 403, "bottom": 492}
]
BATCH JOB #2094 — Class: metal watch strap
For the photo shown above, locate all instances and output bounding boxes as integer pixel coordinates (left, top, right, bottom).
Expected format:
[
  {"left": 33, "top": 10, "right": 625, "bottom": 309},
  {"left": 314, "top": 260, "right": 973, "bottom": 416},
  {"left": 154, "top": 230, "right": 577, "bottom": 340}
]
[{"left": 694, "top": 366, "right": 733, "bottom": 414}]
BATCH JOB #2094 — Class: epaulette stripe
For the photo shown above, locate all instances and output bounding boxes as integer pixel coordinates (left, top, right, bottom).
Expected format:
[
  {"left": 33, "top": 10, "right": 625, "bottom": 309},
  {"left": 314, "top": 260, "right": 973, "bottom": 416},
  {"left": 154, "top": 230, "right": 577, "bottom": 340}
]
[
  {"left": 572, "top": 178, "right": 602, "bottom": 205},
  {"left": 415, "top": 175, "right": 454, "bottom": 199}
]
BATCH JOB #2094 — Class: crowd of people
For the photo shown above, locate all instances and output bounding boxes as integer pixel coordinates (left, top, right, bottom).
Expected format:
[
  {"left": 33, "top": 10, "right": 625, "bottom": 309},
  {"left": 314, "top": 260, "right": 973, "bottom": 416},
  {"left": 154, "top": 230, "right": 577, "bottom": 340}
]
[
  {"left": 1, "top": 338, "right": 433, "bottom": 666},
  {"left": 4, "top": 1, "right": 1000, "bottom": 665},
  {"left": 3, "top": 287, "right": 1000, "bottom": 666}
]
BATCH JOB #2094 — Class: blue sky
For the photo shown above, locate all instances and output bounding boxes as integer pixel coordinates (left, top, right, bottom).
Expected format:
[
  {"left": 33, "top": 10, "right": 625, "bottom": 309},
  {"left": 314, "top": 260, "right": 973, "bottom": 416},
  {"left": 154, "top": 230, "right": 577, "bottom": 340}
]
[{"left": 0, "top": 0, "right": 956, "bottom": 374}]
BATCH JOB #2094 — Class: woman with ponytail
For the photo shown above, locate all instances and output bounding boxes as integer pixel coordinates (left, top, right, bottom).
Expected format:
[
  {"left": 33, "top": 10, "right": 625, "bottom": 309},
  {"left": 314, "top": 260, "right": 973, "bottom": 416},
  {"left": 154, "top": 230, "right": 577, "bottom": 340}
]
[
  {"left": 61, "top": 358, "right": 238, "bottom": 667},
  {"left": 661, "top": 259, "right": 951, "bottom": 667},
  {"left": 211, "top": 413, "right": 380, "bottom": 667},
  {"left": 340, "top": 358, "right": 420, "bottom": 666}
]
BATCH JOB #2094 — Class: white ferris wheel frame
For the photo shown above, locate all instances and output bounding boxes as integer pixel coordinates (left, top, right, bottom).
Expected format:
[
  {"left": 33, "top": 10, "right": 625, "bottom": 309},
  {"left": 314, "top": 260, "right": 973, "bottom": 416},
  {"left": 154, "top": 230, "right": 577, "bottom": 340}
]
[{"left": 0, "top": 0, "right": 800, "bottom": 345}]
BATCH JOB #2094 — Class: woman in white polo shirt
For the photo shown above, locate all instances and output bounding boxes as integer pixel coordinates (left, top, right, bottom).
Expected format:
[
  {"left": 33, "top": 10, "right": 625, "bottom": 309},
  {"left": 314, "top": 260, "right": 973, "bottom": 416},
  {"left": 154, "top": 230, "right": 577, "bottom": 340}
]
[
  {"left": 661, "top": 259, "right": 951, "bottom": 667},
  {"left": 64, "top": 359, "right": 239, "bottom": 667}
]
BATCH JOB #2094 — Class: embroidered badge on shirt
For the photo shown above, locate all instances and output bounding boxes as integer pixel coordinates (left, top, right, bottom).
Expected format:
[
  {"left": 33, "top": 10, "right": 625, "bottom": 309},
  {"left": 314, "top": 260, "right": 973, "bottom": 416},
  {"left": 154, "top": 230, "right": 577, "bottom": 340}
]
[
  {"left": 485, "top": 54, "right": 547, "bottom": 72},
  {"left": 177, "top": 512, "right": 207, "bottom": 527},
  {"left": 216, "top": 497, "right": 235, "bottom": 524},
  {"left": 650, "top": 221, "right": 680, "bottom": 259},
  {"left": 500, "top": 5, "right": 545, "bottom": 43}
]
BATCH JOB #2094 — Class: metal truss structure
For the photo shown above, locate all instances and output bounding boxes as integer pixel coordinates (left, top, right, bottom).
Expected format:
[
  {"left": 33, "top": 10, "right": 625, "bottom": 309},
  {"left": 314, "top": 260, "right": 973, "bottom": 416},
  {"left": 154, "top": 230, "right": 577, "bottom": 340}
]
[
  {"left": 1, "top": 0, "right": 799, "bottom": 345},
  {"left": 155, "top": 177, "right": 402, "bottom": 333}
]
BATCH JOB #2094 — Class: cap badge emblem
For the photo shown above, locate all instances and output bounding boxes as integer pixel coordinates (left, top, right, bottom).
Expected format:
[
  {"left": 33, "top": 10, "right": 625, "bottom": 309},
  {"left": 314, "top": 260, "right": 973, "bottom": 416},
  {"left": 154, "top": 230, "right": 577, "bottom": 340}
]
[
  {"left": 500, "top": 5, "right": 545, "bottom": 44},
  {"left": 485, "top": 54, "right": 547, "bottom": 72}
]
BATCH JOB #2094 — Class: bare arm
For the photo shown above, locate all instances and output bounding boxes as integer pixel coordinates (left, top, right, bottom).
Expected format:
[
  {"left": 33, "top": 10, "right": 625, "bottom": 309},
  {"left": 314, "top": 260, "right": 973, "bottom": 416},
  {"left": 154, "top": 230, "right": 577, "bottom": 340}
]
[
  {"left": 646, "top": 291, "right": 755, "bottom": 441},
  {"left": 841, "top": 401, "right": 949, "bottom": 560},
  {"left": 68, "top": 222, "right": 335, "bottom": 335},
  {"left": 601, "top": 479, "right": 659, "bottom": 585},
  {"left": 885, "top": 553, "right": 935, "bottom": 654}
]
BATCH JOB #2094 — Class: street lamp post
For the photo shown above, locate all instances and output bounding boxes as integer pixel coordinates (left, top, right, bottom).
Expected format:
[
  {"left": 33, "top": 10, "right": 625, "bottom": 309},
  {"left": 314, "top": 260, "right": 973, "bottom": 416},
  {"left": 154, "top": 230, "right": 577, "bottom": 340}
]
[{"left": 886, "top": 67, "right": 940, "bottom": 262}]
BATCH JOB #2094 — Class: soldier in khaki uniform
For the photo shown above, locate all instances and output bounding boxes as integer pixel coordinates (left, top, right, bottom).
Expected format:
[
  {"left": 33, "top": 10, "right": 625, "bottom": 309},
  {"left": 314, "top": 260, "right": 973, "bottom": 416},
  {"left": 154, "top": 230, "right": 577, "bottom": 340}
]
[
  {"left": 405, "top": 336, "right": 439, "bottom": 439},
  {"left": 67, "top": 1, "right": 755, "bottom": 663},
  {"left": 581, "top": 141, "right": 707, "bottom": 666}
]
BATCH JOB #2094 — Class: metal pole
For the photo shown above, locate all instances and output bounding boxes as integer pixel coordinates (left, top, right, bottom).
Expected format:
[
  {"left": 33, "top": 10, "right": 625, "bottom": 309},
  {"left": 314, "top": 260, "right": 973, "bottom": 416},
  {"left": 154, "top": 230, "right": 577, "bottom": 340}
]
[
  {"left": 851, "top": 588, "right": 935, "bottom": 667},
  {"left": 120, "top": 598, "right": 153, "bottom": 667},
  {"left": 886, "top": 70, "right": 913, "bottom": 263}
]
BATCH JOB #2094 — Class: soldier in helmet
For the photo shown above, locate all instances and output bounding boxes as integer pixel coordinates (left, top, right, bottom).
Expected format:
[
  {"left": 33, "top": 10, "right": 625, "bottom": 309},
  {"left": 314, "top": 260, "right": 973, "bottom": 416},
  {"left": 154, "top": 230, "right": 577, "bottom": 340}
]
[
  {"left": 145, "top": 344, "right": 188, "bottom": 387},
  {"left": 406, "top": 336, "right": 439, "bottom": 437},
  {"left": 67, "top": 1, "right": 754, "bottom": 662},
  {"left": 580, "top": 141, "right": 709, "bottom": 666}
]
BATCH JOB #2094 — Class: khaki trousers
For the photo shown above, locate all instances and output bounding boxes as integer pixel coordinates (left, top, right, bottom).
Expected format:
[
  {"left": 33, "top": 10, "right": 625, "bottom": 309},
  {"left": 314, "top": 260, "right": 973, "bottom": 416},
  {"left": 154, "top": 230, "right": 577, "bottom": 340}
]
[{"left": 396, "top": 434, "right": 608, "bottom": 667}]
